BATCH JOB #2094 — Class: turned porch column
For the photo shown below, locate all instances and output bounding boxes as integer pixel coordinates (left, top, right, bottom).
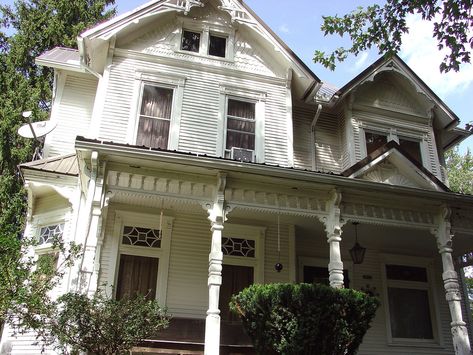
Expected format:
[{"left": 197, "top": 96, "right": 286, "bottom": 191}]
[
  {"left": 324, "top": 190, "right": 345, "bottom": 288},
  {"left": 433, "top": 206, "right": 471, "bottom": 355},
  {"left": 204, "top": 173, "right": 227, "bottom": 355}
]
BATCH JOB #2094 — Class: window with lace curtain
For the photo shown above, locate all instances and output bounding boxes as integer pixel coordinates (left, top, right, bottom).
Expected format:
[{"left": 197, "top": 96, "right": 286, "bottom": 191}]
[
  {"left": 225, "top": 98, "right": 256, "bottom": 161},
  {"left": 136, "top": 84, "right": 174, "bottom": 149}
]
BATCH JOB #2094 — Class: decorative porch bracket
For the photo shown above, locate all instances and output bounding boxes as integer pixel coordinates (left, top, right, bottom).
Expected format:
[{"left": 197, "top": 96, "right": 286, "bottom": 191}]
[
  {"left": 203, "top": 172, "right": 228, "bottom": 355},
  {"left": 432, "top": 206, "right": 471, "bottom": 355},
  {"left": 322, "top": 189, "right": 346, "bottom": 289}
]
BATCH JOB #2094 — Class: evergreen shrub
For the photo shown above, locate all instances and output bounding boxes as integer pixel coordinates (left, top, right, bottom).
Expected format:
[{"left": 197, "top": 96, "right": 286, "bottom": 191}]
[{"left": 230, "top": 283, "right": 379, "bottom": 355}]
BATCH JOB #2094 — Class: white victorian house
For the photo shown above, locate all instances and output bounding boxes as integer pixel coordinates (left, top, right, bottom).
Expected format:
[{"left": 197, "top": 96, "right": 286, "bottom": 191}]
[{"left": 1, "top": 0, "right": 473, "bottom": 354}]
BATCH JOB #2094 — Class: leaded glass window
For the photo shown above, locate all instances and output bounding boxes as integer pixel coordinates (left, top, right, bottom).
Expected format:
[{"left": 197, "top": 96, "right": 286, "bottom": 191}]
[
  {"left": 38, "top": 223, "right": 64, "bottom": 245},
  {"left": 122, "top": 226, "right": 162, "bottom": 248},
  {"left": 222, "top": 237, "right": 255, "bottom": 257}
]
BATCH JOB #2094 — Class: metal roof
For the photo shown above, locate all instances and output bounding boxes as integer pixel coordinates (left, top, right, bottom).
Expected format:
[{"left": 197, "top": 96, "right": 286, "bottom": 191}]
[
  {"left": 20, "top": 153, "right": 79, "bottom": 176},
  {"left": 35, "top": 47, "right": 81, "bottom": 69}
]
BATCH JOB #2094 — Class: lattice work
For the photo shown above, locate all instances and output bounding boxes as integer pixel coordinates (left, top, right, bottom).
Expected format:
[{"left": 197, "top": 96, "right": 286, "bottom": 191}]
[
  {"left": 38, "top": 223, "right": 64, "bottom": 245},
  {"left": 222, "top": 237, "right": 255, "bottom": 257},
  {"left": 122, "top": 226, "right": 162, "bottom": 248}
]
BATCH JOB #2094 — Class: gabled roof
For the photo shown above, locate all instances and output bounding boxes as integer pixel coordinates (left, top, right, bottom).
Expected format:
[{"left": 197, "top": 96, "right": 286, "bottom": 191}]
[
  {"left": 342, "top": 140, "right": 449, "bottom": 192},
  {"left": 77, "top": 0, "right": 320, "bottom": 99},
  {"left": 20, "top": 154, "right": 79, "bottom": 176}
]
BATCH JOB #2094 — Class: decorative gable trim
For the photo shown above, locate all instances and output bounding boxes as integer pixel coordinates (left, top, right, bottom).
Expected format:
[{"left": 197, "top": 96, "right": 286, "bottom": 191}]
[{"left": 342, "top": 141, "right": 449, "bottom": 192}]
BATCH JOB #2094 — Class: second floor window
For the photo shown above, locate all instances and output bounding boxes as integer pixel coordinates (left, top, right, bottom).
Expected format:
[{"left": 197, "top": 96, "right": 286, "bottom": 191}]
[
  {"left": 225, "top": 99, "right": 256, "bottom": 162},
  {"left": 136, "top": 85, "right": 173, "bottom": 149},
  {"left": 399, "top": 138, "right": 422, "bottom": 163}
]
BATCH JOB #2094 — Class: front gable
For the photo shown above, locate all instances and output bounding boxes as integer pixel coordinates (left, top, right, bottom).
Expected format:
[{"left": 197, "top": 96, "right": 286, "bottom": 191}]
[
  {"left": 343, "top": 141, "right": 448, "bottom": 192},
  {"left": 117, "top": 2, "right": 280, "bottom": 77}
]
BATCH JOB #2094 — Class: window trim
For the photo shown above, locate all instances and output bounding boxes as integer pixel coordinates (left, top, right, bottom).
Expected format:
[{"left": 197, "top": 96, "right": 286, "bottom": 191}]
[
  {"left": 32, "top": 209, "right": 71, "bottom": 254},
  {"left": 218, "top": 85, "right": 266, "bottom": 163},
  {"left": 360, "top": 125, "right": 427, "bottom": 165},
  {"left": 222, "top": 224, "right": 266, "bottom": 284},
  {"left": 109, "top": 211, "right": 173, "bottom": 305},
  {"left": 380, "top": 254, "right": 443, "bottom": 347},
  {"left": 127, "top": 71, "right": 186, "bottom": 151}
]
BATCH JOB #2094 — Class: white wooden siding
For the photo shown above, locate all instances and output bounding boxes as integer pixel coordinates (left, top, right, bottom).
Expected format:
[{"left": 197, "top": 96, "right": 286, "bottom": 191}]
[
  {"left": 292, "top": 106, "right": 313, "bottom": 171},
  {"left": 315, "top": 112, "right": 341, "bottom": 173},
  {"left": 44, "top": 73, "right": 97, "bottom": 157},
  {"left": 99, "top": 54, "right": 289, "bottom": 166}
]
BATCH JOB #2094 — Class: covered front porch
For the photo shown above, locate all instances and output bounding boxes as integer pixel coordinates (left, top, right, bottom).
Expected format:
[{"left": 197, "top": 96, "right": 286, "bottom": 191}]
[{"left": 74, "top": 140, "right": 472, "bottom": 355}]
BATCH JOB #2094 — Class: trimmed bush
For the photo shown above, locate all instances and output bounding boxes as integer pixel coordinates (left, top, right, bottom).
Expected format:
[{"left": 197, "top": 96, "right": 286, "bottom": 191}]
[{"left": 230, "top": 283, "right": 379, "bottom": 355}]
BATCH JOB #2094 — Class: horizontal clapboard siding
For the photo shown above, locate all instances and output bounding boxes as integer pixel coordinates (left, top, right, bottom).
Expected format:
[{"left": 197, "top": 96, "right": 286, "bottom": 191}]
[
  {"left": 315, "top": 111, "right": 341, "bottom": 173},
  {"left": 45, "top": 73, "right": 97, "bottom": 157},
  {"left": 292, "top": 106, "right": 313, "bottom": 171},
  {"left": 99, "top": 54, "right": 289, "bottom": 166}
]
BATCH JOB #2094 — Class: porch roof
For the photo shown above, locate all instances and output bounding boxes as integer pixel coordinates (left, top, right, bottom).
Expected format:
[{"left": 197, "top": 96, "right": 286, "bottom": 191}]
[{"left": 19, "top": 153, "right": 79, "bottom": 176}]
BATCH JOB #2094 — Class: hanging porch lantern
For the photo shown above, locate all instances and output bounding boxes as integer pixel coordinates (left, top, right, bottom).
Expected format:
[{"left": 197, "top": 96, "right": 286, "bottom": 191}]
[{"left": 349, "top": 222, "right": 366, "bottom": 264}]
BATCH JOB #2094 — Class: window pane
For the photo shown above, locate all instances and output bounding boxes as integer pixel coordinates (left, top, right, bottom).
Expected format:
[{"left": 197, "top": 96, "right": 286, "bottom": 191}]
[
  {"left": 227, "top": 117, "right": 255, "bottom": 133},
  {"left": 122, "top": 226, "right": 162, "bottom": 248},
  {"left": 209, "top": 35, "right": 226, "bottom": 57},
  {"left": 400, "top": 138, "right": 422, "bottom": 163},
  {"left": 181, "top": 30, "right": 200, "bottom": 52},
  {"left": 116, "top": 254, "right": 159, "bottom": 300},
  {"left": 140, "top": 86, "right": 173, "bottom": 119},
  {"left": 388, "top": 287, "right": 433, "bottom": 339},
  {"left": 137, "top": 116, "right": 170, "bottom": 149},
  {"left": 222, "top": 237, "right": 255, "bottom": 257},
  {"left": 225, "top": 131, "right": 255, "bottom": 150},
  {"left": 228, "top": 100, "right": 255, "bottom": 120},
  {"left": 38, "top": 223, "right": 64, "bottom": 245},
  {"left": 219, "top": 265, "right": 254, "bottom": 321},
  {"left": 303, "top": 266, "right": 350, "bottom": 288},
  {"left": 386, "top": 264, "right": 428, "bottom": 282},
  {"left": 365, "top": 132, "right": 387, "bottom": 155}
]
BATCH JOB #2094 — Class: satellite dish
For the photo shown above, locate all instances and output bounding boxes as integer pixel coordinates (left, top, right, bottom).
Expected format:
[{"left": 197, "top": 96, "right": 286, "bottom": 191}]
[{"left": 18, "top": 120, "right": 57, "bottom": 139}]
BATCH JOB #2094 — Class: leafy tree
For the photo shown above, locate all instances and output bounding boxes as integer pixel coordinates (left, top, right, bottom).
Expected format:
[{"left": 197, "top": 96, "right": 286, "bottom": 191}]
[
  {"left": 37, "top": 292, "right": 170, "bottom": 355},
  {"left": 314, "top": 0, "right": 472, "bottom": 73},
  {"left": 0, "top": 0, "right": 116, "bottom": 338},
  {"left": 445, "top": 148, "right": 473, "bottom": 194}
]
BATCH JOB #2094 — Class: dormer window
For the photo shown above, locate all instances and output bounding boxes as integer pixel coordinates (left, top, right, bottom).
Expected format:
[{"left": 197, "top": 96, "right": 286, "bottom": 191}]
[
  {"left": 181, "top": 30, "right": 201, "bottom": 52},
  {"left": 365, "top": 131, "right": 387, "bottom": 155}
]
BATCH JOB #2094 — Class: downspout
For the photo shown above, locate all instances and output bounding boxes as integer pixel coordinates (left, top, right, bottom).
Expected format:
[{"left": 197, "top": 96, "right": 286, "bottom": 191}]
[
  {"left": 311, "top": 104, "right": 322, "bottom": 171},
  {"left": 77, "top": 151, "right": 99, "bottom": 290}
]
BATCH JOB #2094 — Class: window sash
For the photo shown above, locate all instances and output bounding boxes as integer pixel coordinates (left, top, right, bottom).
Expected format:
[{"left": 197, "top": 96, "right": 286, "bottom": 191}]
[
  {"left": 226, "top": 99, "right": 256, "bottom": 151},
  {"left": 116, "top": 254, "right": 159, "bottom": 300},
  {"left": 136, "top": 85, "right": 173, "bottom": 149}
]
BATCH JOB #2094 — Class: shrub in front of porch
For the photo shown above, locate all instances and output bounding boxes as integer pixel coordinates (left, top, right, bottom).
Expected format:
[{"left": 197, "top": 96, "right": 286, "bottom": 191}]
[{"left": 230, "top": 283, "right": 379, "bottom": 355}]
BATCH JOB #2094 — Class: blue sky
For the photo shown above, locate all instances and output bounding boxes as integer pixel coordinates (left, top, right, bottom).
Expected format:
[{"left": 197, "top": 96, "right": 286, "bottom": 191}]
[{"left": 115, "top": 0, "right": 473, "bottom": 152}]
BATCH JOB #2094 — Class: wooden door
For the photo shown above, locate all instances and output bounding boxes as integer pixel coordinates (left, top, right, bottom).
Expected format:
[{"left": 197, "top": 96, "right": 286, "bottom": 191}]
[{"left": 219, "top": 264, "right": 254, "bottom": 321}]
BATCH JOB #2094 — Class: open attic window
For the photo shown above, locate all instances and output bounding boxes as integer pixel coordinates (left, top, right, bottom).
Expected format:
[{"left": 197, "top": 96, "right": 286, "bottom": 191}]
[
  {"left": 365, "top": 132, "right": 387, "bottom": 155},
  {"left": 181, "top": 30, "right": 201, "bottom": 52},
  {"left": 208, "top": 34, "right": 226, "bottom": 57}
]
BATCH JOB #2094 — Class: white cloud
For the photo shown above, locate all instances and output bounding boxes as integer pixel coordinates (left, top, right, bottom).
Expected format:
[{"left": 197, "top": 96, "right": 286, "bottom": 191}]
[
  {"left": 279, "top": 24, "right": 290, "bottom": 34},
  {"left": 353, "top": 51, "right": 369, "bottom": 71},
  {"left": 400, "top": 14, "right": 473, "bottom": 98}
]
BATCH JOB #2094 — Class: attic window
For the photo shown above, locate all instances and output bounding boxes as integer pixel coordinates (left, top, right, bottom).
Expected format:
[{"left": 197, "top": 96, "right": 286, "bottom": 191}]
[
  {"left": 209, "top": 34, "right": 226, "bottom": 57},
  {"left": 365, "top": 132, "right": 387, "bottom": 155},
  {"left": 399, "top": 138, "right": 422, "bottom": 163},
  {"left": 181, "top": 30, "right": 200, "bottom": 52}
]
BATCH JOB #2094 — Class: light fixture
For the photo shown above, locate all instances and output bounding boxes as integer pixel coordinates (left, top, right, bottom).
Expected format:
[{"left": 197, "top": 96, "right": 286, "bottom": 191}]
[{"left": 349, "top": 222, "right": 366, "bottom": 264}]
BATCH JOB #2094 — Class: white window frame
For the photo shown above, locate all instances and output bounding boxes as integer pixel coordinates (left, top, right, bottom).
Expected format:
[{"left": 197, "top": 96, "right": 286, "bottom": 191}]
[
  {"left": 222, "top": 224, "right": 266, "bottom": 284},
  {"left": 218, "top": 85, "right": 266, "bottom": 163},
  {"left": 175, "top": 18, "right": 235, "bottom": 61},
  {"left": 298, "top": 256, "right": 353, "bottom": 287},
  {"left": 32, "top": 208, "right": 72, "bottom": 255},
  {"left": 359, "top": 124, "right": 428, "bottom": 165},
  {"left": 127, "top": 71, "right": 186, "bottom": 151},
  {"left": 380, "top": 254, "right": 443, "bottom": 348},
  {"left": 109, "top": 211, "right": 173, "bottom": 306}
]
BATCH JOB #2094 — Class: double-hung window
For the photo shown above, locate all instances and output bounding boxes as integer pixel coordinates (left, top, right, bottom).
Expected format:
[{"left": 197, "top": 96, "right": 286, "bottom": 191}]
[
  {"left": 382, "top": 260, "right": 438, "bottom": 344},
  {"left": 219, "top": 86, "right": 266, "bottom": 163},
  {"left": 131, "top": 72, "right": 185, "bottom": 151},
  {"left": 225, "top": 99, "right": 256, "bottom": 162},
  {"left": 136, "top": 85, "right": 173, "bottom": 149}
]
